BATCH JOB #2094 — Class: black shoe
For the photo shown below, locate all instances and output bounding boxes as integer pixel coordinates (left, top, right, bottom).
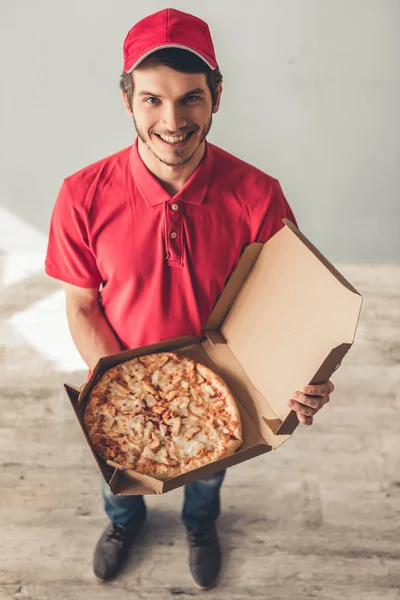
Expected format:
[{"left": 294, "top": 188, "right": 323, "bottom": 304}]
[
  {"left": 186, "top": 522, "right": 221, "bottom": 590},
  {"left": 93, "top": 515, "right": 146, "bottom": 582}
]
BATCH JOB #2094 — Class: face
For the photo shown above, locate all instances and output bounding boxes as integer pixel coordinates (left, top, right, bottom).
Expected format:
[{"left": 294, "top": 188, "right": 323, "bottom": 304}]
[{"left": 124, "top": 62, "right": 221, "bottom": 168}]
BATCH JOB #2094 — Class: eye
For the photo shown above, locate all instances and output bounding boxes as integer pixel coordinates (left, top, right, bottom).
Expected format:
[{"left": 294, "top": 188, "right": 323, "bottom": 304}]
[
  {"left": 145, "top": 97, "right": 160, "bottom": 105},
  {"left": 183, "top": 95, "right": 200, "bottom": 104}
]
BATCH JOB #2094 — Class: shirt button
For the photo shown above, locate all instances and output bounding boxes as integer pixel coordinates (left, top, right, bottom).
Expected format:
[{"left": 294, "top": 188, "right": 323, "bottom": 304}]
[
  {"left": 171, "top": 203, "right": 179, "bottom": 211},
  {"left": 170, "top": 231, "right": 177, "bottom": 239}
]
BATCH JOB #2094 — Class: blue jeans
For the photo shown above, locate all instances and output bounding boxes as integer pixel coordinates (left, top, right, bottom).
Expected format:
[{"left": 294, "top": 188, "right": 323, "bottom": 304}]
[{"left": 102, "top": 469, "right": 226, "bottom": 532}]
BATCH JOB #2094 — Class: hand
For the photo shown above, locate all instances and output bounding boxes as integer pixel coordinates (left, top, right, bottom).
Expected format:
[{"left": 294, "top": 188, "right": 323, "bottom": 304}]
[{"left": 287, "top": 381, "right": 335, "bottom": 426}]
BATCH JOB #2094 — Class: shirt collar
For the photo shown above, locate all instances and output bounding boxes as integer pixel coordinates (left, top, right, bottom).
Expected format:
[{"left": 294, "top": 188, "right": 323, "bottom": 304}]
[{"left": 129, "top": 137, "right": 213, "bottom": 207}]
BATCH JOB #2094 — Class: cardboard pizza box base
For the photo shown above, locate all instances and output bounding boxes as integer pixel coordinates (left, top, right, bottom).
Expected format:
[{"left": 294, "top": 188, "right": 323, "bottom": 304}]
[
  {"left": 64, "top": 220, "right": 363, "bottom": 495},
  {"left": 65, "top": 336, "right": 281, "bottom": 496}
]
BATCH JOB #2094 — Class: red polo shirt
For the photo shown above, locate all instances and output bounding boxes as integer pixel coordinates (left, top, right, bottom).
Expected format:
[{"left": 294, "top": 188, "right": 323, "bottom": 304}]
[{"left": 45, "top": 138, "right": 297, "bottom": 352}]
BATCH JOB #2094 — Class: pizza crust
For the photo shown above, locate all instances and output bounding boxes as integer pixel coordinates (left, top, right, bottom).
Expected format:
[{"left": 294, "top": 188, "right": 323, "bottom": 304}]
[{"left": 84, "top": 352, "right": 243, "bottom": 480}]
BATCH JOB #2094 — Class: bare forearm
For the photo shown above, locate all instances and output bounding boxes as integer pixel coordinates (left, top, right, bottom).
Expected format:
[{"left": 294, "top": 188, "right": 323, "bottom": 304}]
[{"left": 66, "top": 303, "right": 122, "bottom": 371}]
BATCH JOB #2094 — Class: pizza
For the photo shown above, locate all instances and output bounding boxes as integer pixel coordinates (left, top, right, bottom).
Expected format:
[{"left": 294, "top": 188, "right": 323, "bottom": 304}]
[{"left": 84, "top": 352, "right": 243, "bottom": 480}]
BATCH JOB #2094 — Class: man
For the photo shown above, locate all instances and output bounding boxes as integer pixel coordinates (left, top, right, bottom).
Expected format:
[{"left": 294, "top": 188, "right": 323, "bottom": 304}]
[{"left": 45, "top": 8, "right": 334, "bottom": 590}]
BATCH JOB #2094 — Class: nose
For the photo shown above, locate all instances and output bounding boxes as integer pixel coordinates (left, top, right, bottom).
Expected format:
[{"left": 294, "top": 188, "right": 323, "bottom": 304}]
[{"left": 161, "top": 102, "right": 186, "bottom": 134}]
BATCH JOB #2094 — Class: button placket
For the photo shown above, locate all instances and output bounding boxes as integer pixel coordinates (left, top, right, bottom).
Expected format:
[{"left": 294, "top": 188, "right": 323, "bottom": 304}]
[{"left": 165, "top": 200, "right": 182, "bottom": 265}]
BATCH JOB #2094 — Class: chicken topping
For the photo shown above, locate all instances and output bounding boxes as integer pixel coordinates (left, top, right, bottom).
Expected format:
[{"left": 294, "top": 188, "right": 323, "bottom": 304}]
[
  {"left": 150, "top": 432, "right": 161, "bottom": 452},
  {"left": 171, "top": 417, "right": 182, "bottom": 437},
  {"left": 114, "top": 382, "right": 131, "bottom": 395},
  {"left": 184, "top": 426, "right": 201, "bottom": 441}
]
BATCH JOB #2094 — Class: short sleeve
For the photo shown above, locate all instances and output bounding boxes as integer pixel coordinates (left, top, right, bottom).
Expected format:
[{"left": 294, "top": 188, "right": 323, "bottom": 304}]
[
  {"left": 45, "top": 180, "right": 102, "bottom": 288},
  {"left": 253, "top": 179, "right": 298, "bottom": 243}
]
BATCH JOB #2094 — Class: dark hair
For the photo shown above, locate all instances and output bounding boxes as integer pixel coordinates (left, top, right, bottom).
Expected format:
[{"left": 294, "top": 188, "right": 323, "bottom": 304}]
[{"left": 120, "top": 48, "right": 223, "bottom": 109}]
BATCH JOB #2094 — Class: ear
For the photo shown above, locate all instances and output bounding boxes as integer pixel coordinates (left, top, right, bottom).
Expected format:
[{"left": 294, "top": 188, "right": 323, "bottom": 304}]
[
  {"left": 212, "top": 82, "right": 223, "bottom": 114},
  {"left": 121, "top": 90, "right": 133, "bottom": 118}
]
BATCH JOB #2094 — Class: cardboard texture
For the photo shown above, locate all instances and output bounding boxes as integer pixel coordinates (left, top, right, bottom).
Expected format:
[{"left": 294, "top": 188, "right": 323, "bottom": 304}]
[{"left": 65, "top": 220, "right": 363, "bottom": 495}]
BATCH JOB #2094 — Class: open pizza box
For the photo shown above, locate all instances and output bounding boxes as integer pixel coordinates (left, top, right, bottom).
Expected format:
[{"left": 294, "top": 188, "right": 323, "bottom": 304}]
[{"left": 64, "top": 219, "right": 363, "bottom": 495}]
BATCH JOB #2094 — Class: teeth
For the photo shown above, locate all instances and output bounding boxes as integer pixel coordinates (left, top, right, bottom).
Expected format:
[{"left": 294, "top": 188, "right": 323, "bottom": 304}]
[{"left": 158, "top": 133, "right": 190, "bottom": 144}]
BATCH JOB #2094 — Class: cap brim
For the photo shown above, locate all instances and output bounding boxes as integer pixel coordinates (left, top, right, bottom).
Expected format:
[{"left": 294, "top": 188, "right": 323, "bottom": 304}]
[{"left": 125, "top": 44, "right": 217, "bottom": 72}]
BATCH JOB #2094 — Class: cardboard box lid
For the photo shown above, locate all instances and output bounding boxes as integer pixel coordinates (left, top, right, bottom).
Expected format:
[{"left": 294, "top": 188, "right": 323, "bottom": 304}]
[{"left": 207, "top": 220, "right": 363, "bottom": 424}]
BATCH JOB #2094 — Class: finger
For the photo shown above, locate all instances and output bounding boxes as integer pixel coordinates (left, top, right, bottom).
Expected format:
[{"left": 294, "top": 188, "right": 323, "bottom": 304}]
[
  {"left": 288, "top": 399, "right": 318, "bottom": 416},
  {"left": 298, "top": 413, "right": 313, "bottom": 426},
  {"left": 291, "top": 392, "right": 329, "bottom": 410},
  {"left": 303, "top": 382, "right": 333, "bottom": 396}
]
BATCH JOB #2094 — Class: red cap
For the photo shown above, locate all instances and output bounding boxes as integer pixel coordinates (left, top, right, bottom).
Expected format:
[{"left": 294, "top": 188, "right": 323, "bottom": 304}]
[{"left": 123, "top": 8, "right": 218, "bottom": 73}]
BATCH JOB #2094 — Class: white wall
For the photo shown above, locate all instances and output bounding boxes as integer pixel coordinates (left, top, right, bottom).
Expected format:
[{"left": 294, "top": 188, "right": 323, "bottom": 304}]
[{"left": 1, "top": 0, "right": 399, "bottom": 262}]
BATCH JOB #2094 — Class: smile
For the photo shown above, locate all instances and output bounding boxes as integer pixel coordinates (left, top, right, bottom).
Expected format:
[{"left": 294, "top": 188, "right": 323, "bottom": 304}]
[{"left": 154, "top": 131, "right": 195, "bottom": 147}]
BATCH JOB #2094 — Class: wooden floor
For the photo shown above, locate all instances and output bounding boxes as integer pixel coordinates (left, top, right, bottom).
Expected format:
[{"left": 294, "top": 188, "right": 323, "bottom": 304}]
[{"left": 1, "top": 258, "right": 399, "bottom": 600}]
